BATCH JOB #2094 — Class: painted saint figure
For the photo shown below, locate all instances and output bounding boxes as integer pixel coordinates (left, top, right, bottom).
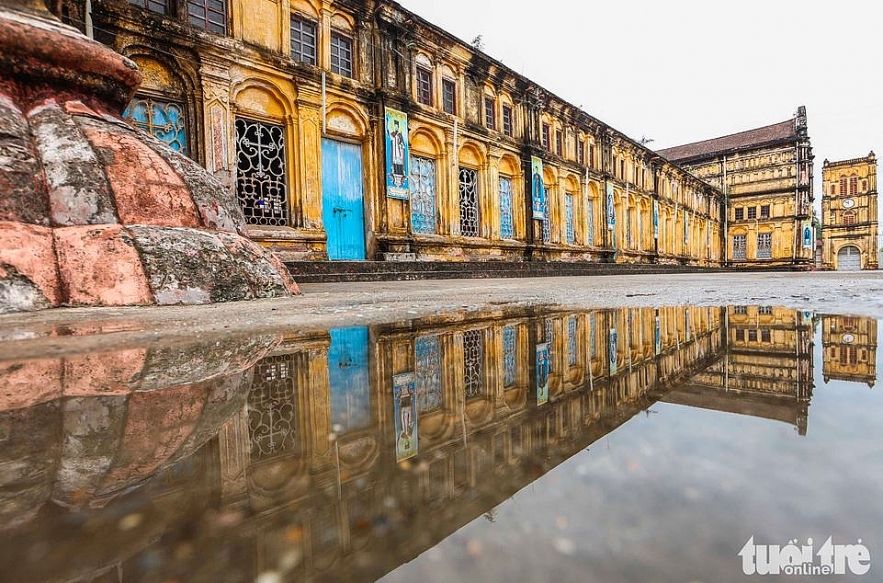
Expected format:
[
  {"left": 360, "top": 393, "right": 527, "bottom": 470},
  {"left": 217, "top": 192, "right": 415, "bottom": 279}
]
[{"left": 389, "top": 120, "right": 406, "bottom": 187}]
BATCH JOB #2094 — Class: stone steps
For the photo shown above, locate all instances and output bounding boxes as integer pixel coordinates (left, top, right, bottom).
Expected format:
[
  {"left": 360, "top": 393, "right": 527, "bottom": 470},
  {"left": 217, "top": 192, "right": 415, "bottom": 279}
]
[{"left": 284, "top": 261, "right": 722, "bottom": 283}]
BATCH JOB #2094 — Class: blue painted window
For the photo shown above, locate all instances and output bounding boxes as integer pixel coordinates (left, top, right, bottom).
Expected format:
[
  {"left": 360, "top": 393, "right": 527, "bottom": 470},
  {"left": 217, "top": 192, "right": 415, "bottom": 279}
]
[
  {"left": 416, "top": 336, "right": 442, "bottom": 413},
  {"left": 502, "top": 325, "right": 517, "bottom": 387},
  {"left": 499, "top": 176, "right": 514, "bottom": 239},
  {"left": 410, "top": 155, "right": 436, "bottom": 234},
  {"left": 124, "top": 96, "right": 187, "bottom": 154},
  {"left": 565, "top": 194, "right": 575, "bottom": 244},
  {"left": 568, "top": 316, "right": 578, "bottom": 366}
]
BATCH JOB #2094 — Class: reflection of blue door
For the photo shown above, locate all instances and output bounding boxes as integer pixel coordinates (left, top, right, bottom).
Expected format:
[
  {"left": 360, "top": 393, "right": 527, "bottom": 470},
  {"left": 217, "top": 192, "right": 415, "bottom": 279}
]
[
  {"left": 329, "top": 327, "right": 370, "bottom": 433},
  {"left": 322, "top": 139, "right": 365, "bottom": 260}
]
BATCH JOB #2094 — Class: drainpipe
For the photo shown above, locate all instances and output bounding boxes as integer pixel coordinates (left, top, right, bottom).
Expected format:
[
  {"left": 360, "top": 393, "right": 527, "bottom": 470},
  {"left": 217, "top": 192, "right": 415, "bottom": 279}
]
[
  {"left": 84, "top": 0, "right": 93, "bottom": 39},
  {"left": 723, "top": 155, "right": 728, "bottom": 265}
]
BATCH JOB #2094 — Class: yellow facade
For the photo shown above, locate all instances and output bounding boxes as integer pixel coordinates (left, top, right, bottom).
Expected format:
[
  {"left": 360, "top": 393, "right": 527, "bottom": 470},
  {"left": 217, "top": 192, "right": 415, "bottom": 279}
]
[
  {"left": 659, "top": 110, "right": 814, "bottom": 268},
  {"left": 67, "top": 0, "right": 724, "bottom": 267},
  {"left": 821, "top": 153, "right": 878, "bottom": 270},
  {"left": 822, "top": 315, "right": 877, "bottom": 387}
]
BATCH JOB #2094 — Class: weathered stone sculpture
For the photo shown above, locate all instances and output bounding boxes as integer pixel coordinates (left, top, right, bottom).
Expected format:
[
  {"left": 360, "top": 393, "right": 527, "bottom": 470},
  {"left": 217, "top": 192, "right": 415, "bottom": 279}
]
[{"left": 0, "top": 0, "right": 298, "bottom": 313}]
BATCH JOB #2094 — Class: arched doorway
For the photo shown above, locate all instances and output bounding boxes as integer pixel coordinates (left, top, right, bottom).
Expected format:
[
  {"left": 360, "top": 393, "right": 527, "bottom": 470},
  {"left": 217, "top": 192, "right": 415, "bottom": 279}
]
[{"left": 838, "top": 246, "right": 862, "bottom": 271}]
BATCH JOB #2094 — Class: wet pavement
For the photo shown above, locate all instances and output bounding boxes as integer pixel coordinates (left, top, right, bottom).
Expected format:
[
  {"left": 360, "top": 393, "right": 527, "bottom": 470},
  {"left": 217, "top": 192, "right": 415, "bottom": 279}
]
[{"left": 1, "top": 284, "right": 881, "bottom": 581}]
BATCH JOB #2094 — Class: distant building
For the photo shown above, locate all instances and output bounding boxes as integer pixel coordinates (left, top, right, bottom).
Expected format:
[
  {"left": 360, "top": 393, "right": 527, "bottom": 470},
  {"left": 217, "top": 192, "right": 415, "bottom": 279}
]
[
  {"left": 822, "top": 315, "right": 877, "bottom": 388},
  {"left": 658, "top": 108, "right": 814, "bottom": 268},
  {"left": 820, "top": 152, "right": 878, "bottom": 270}
]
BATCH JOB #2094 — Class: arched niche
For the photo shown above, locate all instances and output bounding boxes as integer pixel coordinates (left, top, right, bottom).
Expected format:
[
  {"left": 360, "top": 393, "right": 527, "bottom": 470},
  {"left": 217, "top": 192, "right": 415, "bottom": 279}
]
[
  {"left": 410, "top": 126, "right": 444, "bottom": 158},
  {"left": 291, "top": 0, "right": 319, "bottom": 19},
  {"left": 499, "top": 153, "right": 520, "bottom": 178},
  {"left": 232, "top": 82, "right": 289, "bottom": 121},
  {"left": 458, "top": 141, "right": 485, "bottom": 168},
  {"left": 325, "top": 102, "right": 368, "bottom": 139}
]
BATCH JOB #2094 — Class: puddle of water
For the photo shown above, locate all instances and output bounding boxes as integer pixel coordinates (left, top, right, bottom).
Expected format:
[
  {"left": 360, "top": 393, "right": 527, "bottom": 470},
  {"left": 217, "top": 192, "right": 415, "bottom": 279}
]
[{"left": 0, "top": 306, "right": 880, "bottom": 582}]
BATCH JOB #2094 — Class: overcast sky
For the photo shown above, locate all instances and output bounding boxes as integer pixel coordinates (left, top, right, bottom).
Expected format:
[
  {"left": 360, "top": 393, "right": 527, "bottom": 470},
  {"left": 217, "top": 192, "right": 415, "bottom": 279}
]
[{"left": 400, "top": 0, "right": 882, "bottom": 231}]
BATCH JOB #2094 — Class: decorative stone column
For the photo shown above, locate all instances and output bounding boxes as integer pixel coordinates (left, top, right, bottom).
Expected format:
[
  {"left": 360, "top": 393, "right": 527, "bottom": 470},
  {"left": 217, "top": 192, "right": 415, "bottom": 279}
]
[{"left": 0, "top": 0, "right": 298, "bottom": 313}]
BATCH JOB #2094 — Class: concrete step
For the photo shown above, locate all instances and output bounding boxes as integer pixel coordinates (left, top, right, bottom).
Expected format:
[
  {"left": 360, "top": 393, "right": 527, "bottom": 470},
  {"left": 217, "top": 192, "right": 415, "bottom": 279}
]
[{"left": 284, "top": 260, "right": 720, "bottom": 283}]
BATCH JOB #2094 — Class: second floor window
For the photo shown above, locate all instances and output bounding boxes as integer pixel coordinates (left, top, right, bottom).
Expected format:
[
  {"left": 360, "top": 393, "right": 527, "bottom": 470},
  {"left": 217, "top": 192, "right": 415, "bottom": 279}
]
[
  {"left": 760, "top": 204, "right": 770, "bottom": 218},
  {"left": 128, "top": 0, "right": 170, "bottom": 14},
  {"left": 747, "top": 206, "right": 757, "bottom": 219},
  {"left": 290, "top": 16, "right": 317, "bottom": 65},
  {"left": 330, "top": 32, "right": 353, "bottom": 78},
  {"left": 589, "top": 144, "right": 595, "bottom": 168},
  {"left": 442, "top": 78, "right": 456, "bottom": 114},
  {"left": 484, "top": 97, "right": 496, "bottom": 130},
  {"left": 541, "top": 123, "right": 550, "bottom": 150},
  {"left": 416, "top": 67, "right": 433, "bottom": 105},
  {"left": 502, "top": 105, "right": 513, "bottom": 137},
  {"left": 188, "top": 0, "right": 227, "bottom": 34},
  {"left": 734, "top": 207, "right": 744, "bottom": 220}
]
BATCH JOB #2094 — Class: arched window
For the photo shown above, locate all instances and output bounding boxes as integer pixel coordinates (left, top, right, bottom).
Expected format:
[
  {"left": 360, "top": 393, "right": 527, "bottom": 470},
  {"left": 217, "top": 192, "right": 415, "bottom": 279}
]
[
  {"left": 840, "top": 176, "right": 847, "bottom": 196},
  {"left": 849, "top": 175, "right": 858, "bottom": 195}
]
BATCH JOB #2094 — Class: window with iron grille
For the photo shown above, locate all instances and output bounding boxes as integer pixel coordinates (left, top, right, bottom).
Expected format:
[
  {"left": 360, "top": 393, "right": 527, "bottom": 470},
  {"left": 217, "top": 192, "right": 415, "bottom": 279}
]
[
  {"left": 578, "top": 141, "right": 585, "bottom": 165},
  {"left": 416, "top": 67, "right": 433, "bottom": 105},
  {"left": 410, "top": 155, "right": 436, "bottom": 234},
  {"left": 463, "top": 329, "right": 485, "bottom": 399},
  {"left": 555, "top": 130, "right": 562, "bottom": 156},
  {"left": 499, "top": 176, "right": 514, "bottom": 239},
  {"left": 415, "top": 335, "right": 442, "bottom": 413},
  {"left": 586, "top": 199, "right": 594, "bottom": 245},
  {"left": 757, "top": 232, "right": 772, "bottom": 259},
  {"left": 235, "top": 117, "right": 289, "bottom": 226},
  {"left": 290, "top": 16, "right": 317, "bottom": 65},
  {"left": 128, "top": 0, "right": 170, "bottom": 14},
  {"left": 188, "top": 0, "right": 226, "bottom": 34},
  {"left": 124, "top": 95, "right": 187, "bottom": 154},
  {"left": 484, "top": 97, "right": 496, "bottom": 130},
  {"left": 568, "top": 316, "right": 578, "bottom": 366},
  {"left": 502, "top": 325, "right": 517, "bottom": 388},
  {"left": 734, "top": 207, "right": 744, "bottom": 220},
  {"left": 541, "top": 123, "right": 550, "bottom": 150},
  {"left": 330, "top": 32, "right": 353, "bottom": 78},
  {"left": 747, "top": 206, "right": 757, "bottom": 219},
  {"left": 442, "top": 78, "right": 456, "bottom": 114},
  {"left": 248, "top": 354, "right": 296, "bottom": 461},
  {"left": 760, "top": 204, "right": 770, "bottom": 218},
  {"left": 502, "top": 105, "right": 513, "bottom": 136},
  {"left": 459, "top": 167, "right": 480, "bottom": 237},
  {"left": 565, "top": 194, "right": 575, "bottom": 244},
  {"left": 733, "top": 235, "right": 746, "bottom": 259}
]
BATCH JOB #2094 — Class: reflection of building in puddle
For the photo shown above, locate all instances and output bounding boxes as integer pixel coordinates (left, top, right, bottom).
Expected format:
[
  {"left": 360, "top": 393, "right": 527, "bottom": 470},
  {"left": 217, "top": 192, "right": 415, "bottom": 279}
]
[
  {"left": 665, "top": 306, "right": 814, "bottom": 435},
  {"left": 822, "top": 315, "right": 877, "bottom": 388},
  {"left": 0, "top": 306, "right": 822, "bottom": 582}
]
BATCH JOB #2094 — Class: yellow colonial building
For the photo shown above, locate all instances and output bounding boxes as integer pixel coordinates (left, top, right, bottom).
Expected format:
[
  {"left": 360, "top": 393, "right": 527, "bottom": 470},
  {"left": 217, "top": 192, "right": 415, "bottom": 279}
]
[
  {"left": 55, "top": 0, "right": 723, "bottom": 268},
  {"left": 658, "top": 108, "right": 815, "bottom": 268},
  {"left": 822, "top": 315, "right": 877, "bottom": 387},
  {"left": 821, "top": 152, "right": 878, "bottom": 270}
]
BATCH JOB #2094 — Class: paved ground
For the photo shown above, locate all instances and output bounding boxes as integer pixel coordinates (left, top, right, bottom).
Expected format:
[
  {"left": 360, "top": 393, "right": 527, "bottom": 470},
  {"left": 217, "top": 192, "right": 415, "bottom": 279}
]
[{"left": 2, "top": 271, "right": 882, "bottom": 359}]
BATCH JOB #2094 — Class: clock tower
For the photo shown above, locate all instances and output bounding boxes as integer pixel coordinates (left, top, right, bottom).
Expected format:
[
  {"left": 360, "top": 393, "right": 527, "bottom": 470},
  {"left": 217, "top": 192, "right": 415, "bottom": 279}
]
[{"left": 821, "top": 152, "right": 878, "bottom": 270}]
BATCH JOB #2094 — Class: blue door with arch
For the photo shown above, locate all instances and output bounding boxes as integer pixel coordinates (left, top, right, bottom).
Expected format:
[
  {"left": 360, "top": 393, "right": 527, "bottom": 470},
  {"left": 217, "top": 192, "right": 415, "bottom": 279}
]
[{"left": 322, "top": 138, "right": 365, "bottom": 260}]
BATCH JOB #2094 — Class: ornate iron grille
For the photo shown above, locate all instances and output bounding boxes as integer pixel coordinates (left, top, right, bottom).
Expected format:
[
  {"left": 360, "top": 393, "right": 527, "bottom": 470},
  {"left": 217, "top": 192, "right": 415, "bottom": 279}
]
[
  {"left": 463, "top": 329, "right": 484, "bottom": 399},
  {"left": 586, "top": 199, "right": 595, "bottom": 245},
  {"left": 236, "top": 117, "right": 289, "bottom": 226},
  {"left": 757, "top": 233, "right": 772, "bottom": 259},
  {"left": 568, "top": 316, "right": 578, "bottom": 366},
  {"left": 410, "top": 155, "right": 436, "bottom": 234},
  {"left": 502, "top": 325, "right": 517, "bottom": 388},
  {"left": 625, "top": 206, "right": 632, "bottom": 248},
  {"left": 247, "top": 354, "right": 296, "bottom": 461},
  {"left": 590, "top": 313, "right": 597, "bottom": 358},
  {"left": 499, "top": 177, "right": 514, "bottom": 239},
  {"left": 459, "top": 167, "right": 480, "bottom": 237},
  {"left": 733, "top": 235, "right": 746, "bottom": 259},
  {"left": 565, "top": 194, "right": 575, "bottom": 244},
  {"left": 416, "top": 336, "right": 442, "bottom": 413},
  {"left": 543, "top": 195, "right": 551, "bottom": 242},
  {"left": 124, "top": 96, "right": 187, "bottom": 154},
  {"left": 544, "top": 318, "right": 554, "bottom": 372}
]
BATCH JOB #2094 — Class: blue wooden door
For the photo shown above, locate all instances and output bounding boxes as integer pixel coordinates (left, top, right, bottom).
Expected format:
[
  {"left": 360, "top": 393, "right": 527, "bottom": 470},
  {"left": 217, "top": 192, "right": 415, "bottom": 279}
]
[
  {"left": 328, "top": 327, "right": 370, "bottom": 433},
  {"left": 322, "top": 139, "right": 366, "bottom": 260}
]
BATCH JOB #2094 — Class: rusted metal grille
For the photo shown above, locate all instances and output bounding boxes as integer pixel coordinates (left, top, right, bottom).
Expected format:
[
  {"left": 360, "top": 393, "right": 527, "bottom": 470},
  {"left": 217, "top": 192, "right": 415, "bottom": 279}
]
[
  {"left": 235, "top": 117, "right": 289, "bottom": 226},
  {"left": 459, "top": 167, "right": 480, "bottom": 237}
]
